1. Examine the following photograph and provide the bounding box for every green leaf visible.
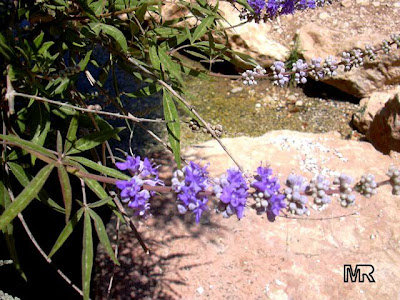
[69,156,130,180]
[30,104,51,165]
[82,210,93,300]
[183,49,209,60]
[66,127,124,155]
[64,115,78,154]
[54,78,70,94]
[7,162,65,213]
[78,50,93,71]
[33,31,44,49]
[163,89,181,168]
[87,197,112,208]
[0,181,27,281]
[123,84,161,98]
[88,208,119,265]
[0,134,57,161]
[158,48,184,85]
[0,164,54,231]
[38,41,54,55]
[48,208,84,258]
[191,16,215,43]
[88,23,128,53]
[57,166,72,222]
[149,43,160,71]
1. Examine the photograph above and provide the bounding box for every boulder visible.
[352,86,400,133]
[367,92,400,154]
[95,130,400,299]
[297,23,400,97]
[150,1,290,67]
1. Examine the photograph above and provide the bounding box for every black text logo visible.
[344,264,375,283]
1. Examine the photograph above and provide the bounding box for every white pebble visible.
[196,286,204,295]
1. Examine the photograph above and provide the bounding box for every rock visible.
[151,1,290,68]
[367,92,400,154]
[297,23,400,97]
[230,87,243,94]
[318,12,330,20]
[341,0,352,7]
[356,0,370,5]
[352,87,400,133]
[295,100,304,107]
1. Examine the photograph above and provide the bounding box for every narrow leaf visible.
[0,181,27,280]
[88,23,128,53]
[191,16,214,42]
[7,162,64,213]
[56,131,63,155]
[162,89,181,168]
[48,208,84,257]
[158,48,184,85]
[87,197,112,208]
[0,164,54,231]
[57,166,72,222]
[0,134,57,161]
[69,156,130,180]
[66,127,124,155]
[64,115,78,154]
[82,210,93,300]
[88,209,119,265]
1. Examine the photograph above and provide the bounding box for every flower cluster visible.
[387,166,400,195]
[271,61,290,87]
[252,166,286,220]
[241,34,399,86]
[115,155,163,218]
[242,65,266,85]
[240,0,329,22]
[115,156,400,223]
[333,174,355,207]
[284,174,309,215]
[214,168,249,219]
[306,175,331,206]
[171,162,210,223]
[355,174,377,198]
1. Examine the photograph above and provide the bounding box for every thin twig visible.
[106,217,120,299]
[10,91,166,124]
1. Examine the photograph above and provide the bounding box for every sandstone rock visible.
[352,86,400,133]
[297,23,400,97]
[367,92,400,154]
[151,1,290,67]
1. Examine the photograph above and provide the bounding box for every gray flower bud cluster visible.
[284,174,310,216]
[341,49,363,71]
[333,174,355,207]
[188,119,201,132]
[242,65,266,85]
[387,166,400,195]
[307,175,331,205]
[355,174,377,198]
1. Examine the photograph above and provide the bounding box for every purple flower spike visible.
[214,168,249,220]
[252,166,286,220]
[248,0,266,16]
[115,155,163,218]
[172,162,210,223]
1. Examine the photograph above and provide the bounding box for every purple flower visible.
[172,162,210,223]
[248,0,266,15]
[115,155,163,218]
[214,168,249,220]
[252,166,286,220]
